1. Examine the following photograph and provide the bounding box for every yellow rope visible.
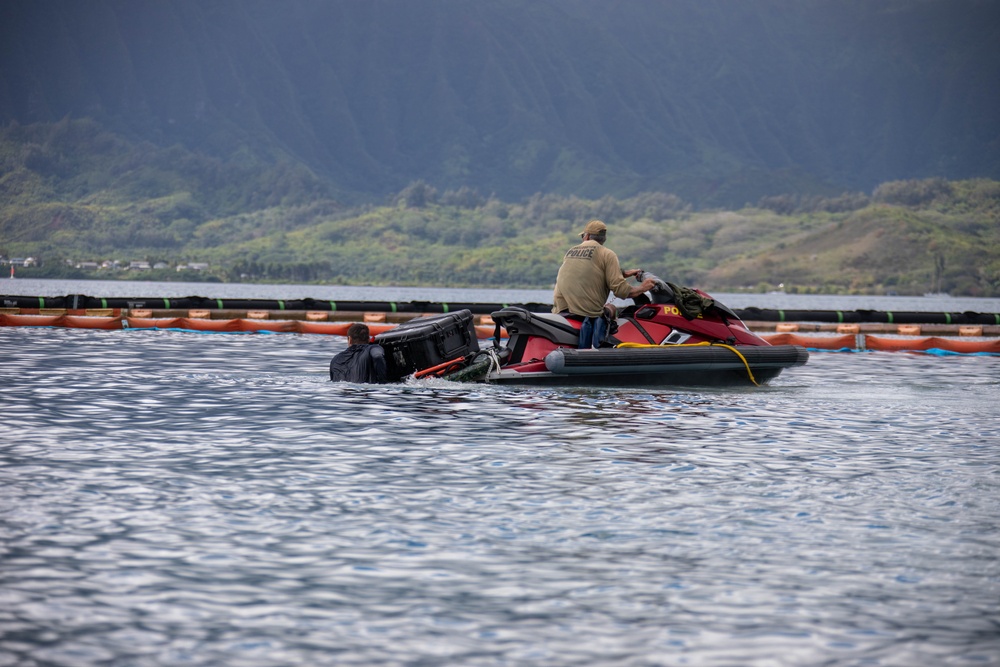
[615,341,760,386]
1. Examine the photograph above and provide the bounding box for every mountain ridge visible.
[2,0,998,206]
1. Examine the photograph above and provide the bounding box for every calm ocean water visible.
[2,280,1000,666]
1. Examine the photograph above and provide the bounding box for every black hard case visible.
[374,310,479,381]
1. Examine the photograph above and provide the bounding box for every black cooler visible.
[374,310,480,381]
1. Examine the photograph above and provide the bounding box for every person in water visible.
[553,219,657,348]
[329,323,388,383]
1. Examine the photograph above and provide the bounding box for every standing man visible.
[553,220,657,348]
[329,323,388,383]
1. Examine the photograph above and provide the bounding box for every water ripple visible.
[2,328,999,665]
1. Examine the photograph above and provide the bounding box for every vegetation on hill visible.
[3,120,998,297]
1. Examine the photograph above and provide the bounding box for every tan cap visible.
[580,220,607,238]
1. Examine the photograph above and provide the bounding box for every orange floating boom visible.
[2,314,999,354]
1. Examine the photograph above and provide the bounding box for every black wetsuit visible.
[329,344,388,383]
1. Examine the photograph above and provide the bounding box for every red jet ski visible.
[444,272,809,387]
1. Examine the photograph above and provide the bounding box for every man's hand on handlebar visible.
[626,277,658,299]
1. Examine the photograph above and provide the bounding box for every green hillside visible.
[3,1,998,296]
[3,120,998,296]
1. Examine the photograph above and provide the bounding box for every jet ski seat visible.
[491,307,581,347]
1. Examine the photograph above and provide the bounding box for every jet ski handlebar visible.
[635,270,672,297]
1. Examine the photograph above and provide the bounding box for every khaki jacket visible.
[552,240,631,317]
